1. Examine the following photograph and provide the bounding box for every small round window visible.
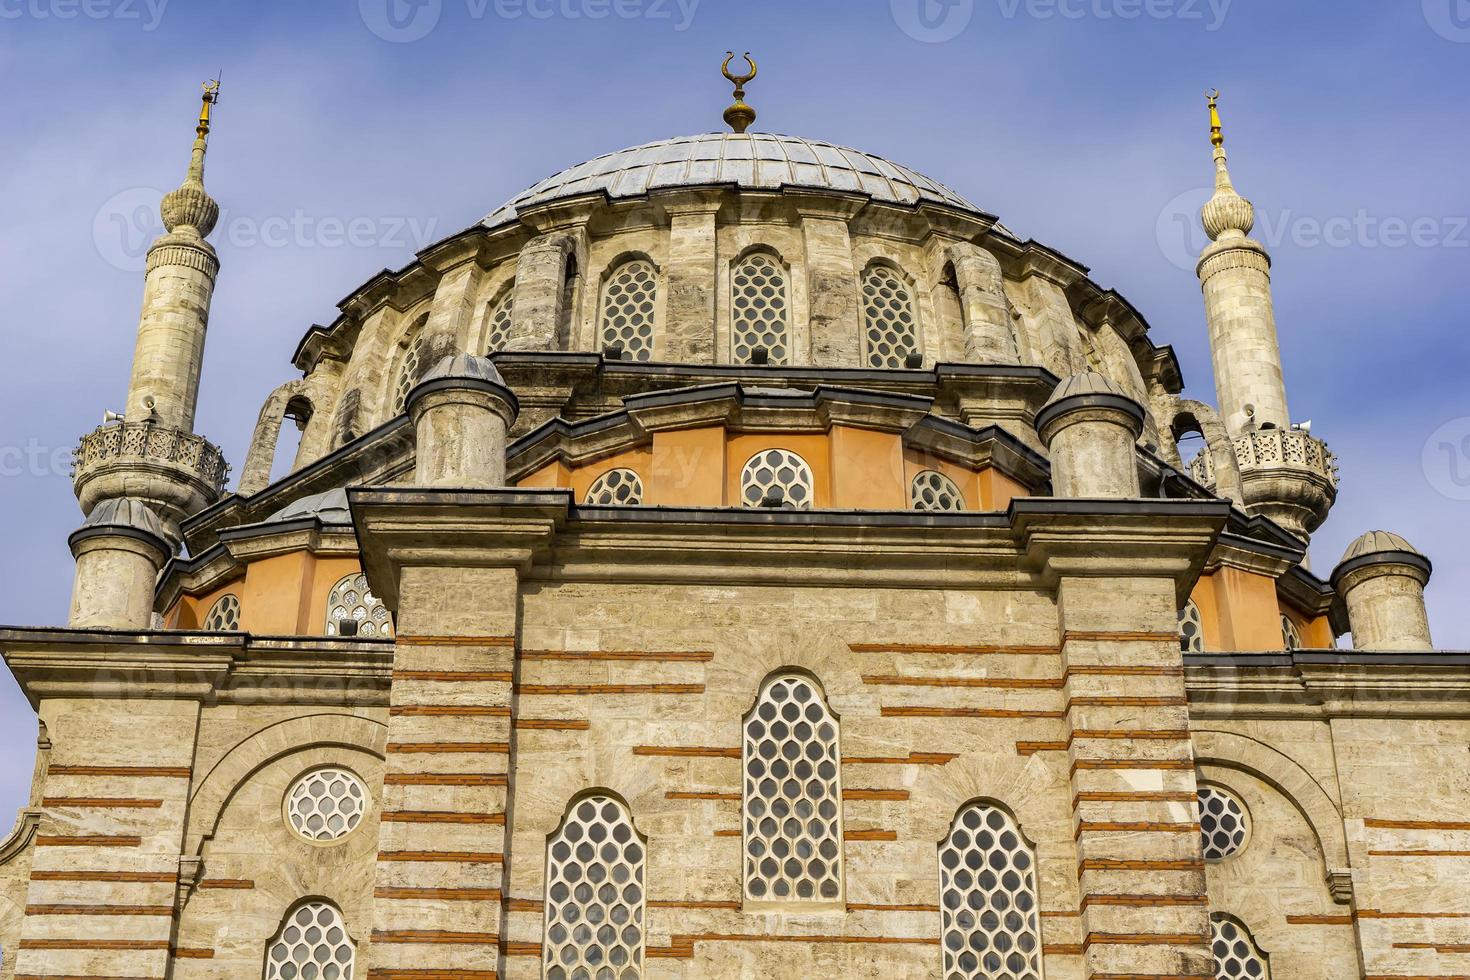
[285,767,369,843]
[1198,785,1249,861]
[740,450,814,511]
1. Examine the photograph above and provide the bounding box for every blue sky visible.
[0,0,1466,815]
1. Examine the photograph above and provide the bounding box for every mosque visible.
[0,58,1464,980]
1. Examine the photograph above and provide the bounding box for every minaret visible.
[70,82,231,625]
[1188,93,1337,541]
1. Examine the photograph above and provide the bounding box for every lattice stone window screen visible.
[1211,914,1270,979]
[740,450,815,510]
[543,794,646,980]
[939,802,1045,980]
[911,470,966,512]
[391,332,429,416]
[731,252,790,364]
[285,767,369,843]
[485,290,515,352]
[742,673,843,906]
[1280,615,1302,652]
[265,901,355,980]
[1198,785,1249,861]
[585,469,644,506]
[1179,601,1205,653]
[600,260,658,362]
[325,573,392,638]
[861,264,919,368]
[204,594,240,631]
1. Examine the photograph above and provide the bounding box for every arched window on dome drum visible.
[740,450,814,510]
[742,672,843,907]
[543,793,646,980]
[1210,913,1270,979]
[264,900,356,980]
[911,470,965,512]
[325,573,392,638]
[599,259,658,362]
[939,802,1045,980]
[484,287,515,353]
[585,469,644,506]
[390,323,430,416]
[731,252,790,365]
[203,594,240,632]
[861,263,919,369]
[1179,601,1204,653]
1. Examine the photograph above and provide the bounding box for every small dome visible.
[81,497,169,540]
[1340,530,1425,564]
[417,352,508,388]
[1043,372,1132,408]
[266,488,351,525]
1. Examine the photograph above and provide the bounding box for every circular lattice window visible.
[740,450,814,510]
[1179,601,1204,653]
[600,260,658,362]
[285,767,369,843]
[1211,913,1271,979]
[732,253,790,365]
[910,470,965,512]
[485,290,514,353]
[1281,615,1302,652]
[265,901,356,980]
[325,573,392,638]
[203,594,240,632]
[585,468,644,506]
[861,264,919,368]
[1198,785,1249,860]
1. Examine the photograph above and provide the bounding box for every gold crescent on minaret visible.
[722,52,758,135]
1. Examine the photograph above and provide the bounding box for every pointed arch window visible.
[485,287,515,353]
[325,573,392,638]
[742,672,843,907]
[861,263,919,368]
[264,900,356,980]
[600,259,658,362]
[543,793,646,980]
[731,251,790,365]
[203,594,240,632]
[940,802,1045,980]
[1211,913,1270,979]
[390,319,431,416]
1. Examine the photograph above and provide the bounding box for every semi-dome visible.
[483,133,1009,232]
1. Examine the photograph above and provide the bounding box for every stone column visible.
[406,353,519,488]
[509,233,574,352]
[659,191,722,363]
[66,499,171,630]
[1036,373,1144,499]
[796,197,863,367]
[1331,531,1434,651]
[948,243,1019,364]
[425,256,486,353]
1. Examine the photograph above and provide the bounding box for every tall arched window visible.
[731,251,790,365]
[325,573,392,638]
[544,793,646,980]
[742,672,843,907]
[740,449,815,510]
[861,263,919,368]
[599,259,658,362]
[390,319,430,416]
[485,287,515,353]
[203,594,240,631]
[940,802,1045,980]
[1179,601,1204,653]
[264,900,355,980]
[1211,913,1270,979]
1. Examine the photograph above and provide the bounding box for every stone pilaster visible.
[1015,273,1086,381]
[508,234,575,353]
[948,243,1020,365]
[795,197,864,367]
[658,194,722,364]
[425,257,487,354]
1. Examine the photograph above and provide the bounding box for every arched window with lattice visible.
[585,469,644,506]
[1179,600,1205,653]
[939,801,1045,980]
[911,470,965,512]
[599,258,658,362]
[731,251,790,365]
[1210,913,1270,979]
[1280,614,1302,652]
[740,449,815,510]
[860,262,919,368]
[484,287,515,353]
[264,900,356,980]
[325,573,392,638]
[742,671,843,908]
[390,316,431,416]
[543,793,646,980]
[203,594,240,631]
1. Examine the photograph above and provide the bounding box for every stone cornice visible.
[156,542,241,614]
[1185,651,1470,719]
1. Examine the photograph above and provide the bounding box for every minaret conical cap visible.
[160,79,221,237]
[1200,91,1255,241]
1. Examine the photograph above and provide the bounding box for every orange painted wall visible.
[902,450,982,511]
[833,427,907,510]
[518,459,572,490]
[726,434,833,509]
[569,448,655,504]
[1192,567,1288,652]
[650,426,725,506]
[165,554,366,637]
[979,469,1029,511]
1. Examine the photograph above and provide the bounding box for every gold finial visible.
[1207,89,1224,148]
[722,51,757,135]
[198,77,221,139]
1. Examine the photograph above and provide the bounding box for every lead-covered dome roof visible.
[483,133,1008,232]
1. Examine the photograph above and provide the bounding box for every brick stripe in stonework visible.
[632,745,739,758]
[45,766,190,778]
[880,706,1066,720]
[41,798,164,809]
[848,642,1060,656]
[862,674,1064,690]
[371,930,499,945]
[519,650,714,662]
[377,851,503,864]
[516,683,703,696]
[845,752,958,765]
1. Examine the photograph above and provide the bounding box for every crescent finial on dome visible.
[722,52,758,134]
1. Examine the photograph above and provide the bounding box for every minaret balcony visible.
[1189,427,1338,541]
[73,420,230,529]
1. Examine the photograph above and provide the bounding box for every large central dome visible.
[483,133,998,229]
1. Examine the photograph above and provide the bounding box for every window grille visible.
[1179,601,1205,653]
[1198,786,1249,861]
[911,470,966,512]
[1280,615,1302,652]
[486,290,515,352]
[600,260,658,362]
[861,264,919,368]
[544,794,646,980]
[285,768,369,843]
[265,901,355,980]
[586,469,644,506]
[391,332,429,416]
[204,594,240,631]
[1211,913,1270,979]
[939,802,1045,980]
[732,252,790,364]
[740,450,814,510]
[325,573,392,638]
